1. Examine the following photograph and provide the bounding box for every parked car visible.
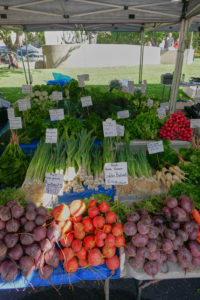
[25,53,43,62]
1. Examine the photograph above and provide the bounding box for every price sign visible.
[22,85,32,94]
[81,96,93,107]
[49,109,64,121]
[147,141,164,155]
[190,119,200,128]
[52,91,63,101]
[160,102,169,110]
[128,81,134,94]
[117,110,129,119]
[141,85,146,94]
[121,79,129,87]
[157,108,166,119]
[116,124,125,137]
[18,99,31,111]
[147,99,154,108]
[45,129,58,144]
[44,173,64,195]
[103,119,117,137]
[7,108,15,119]
[9,117,22,130]
[78,79,85,88]
[104,162,128,185]
[77,74,89,87]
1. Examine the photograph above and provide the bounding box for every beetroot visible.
[11,205,24,219]
[20,217,27,225]
[123,222,137,236]
[153,216,164,226]
[146,251,160,261]
[164,229,176,241]
[40,238,53,252]
[47,224,61,242]
[192,256,200,266]
[177,229,188,242]
[179,195,194,214]
[0,240,7,257]
[183,221,194,233]
[189,229,198,240]
[169,222,180,230]
[6,201,18,208]
[6,219,20,233]
[0,260,18,282]
[35,253,45,270]
[172,236,183,250]
[25,244,41,260]
[136,247,149,259]
[44,248,59,268]
[188,241,200,257]
[33,226,47,242]
[126,242,136,257]
[172,207,187,222]
[141,215,152,225]
[177,247,192,268]
[139,208,148,215]
[162,207,171,220]
[137,221,150,235]
[157,252,167,265]
[20,233,34,245]
[162,239,173,254]
[0,230,6,240]
[144,261,159,276]
[0,220,5,230]
[147,240,157,253]
[168,252,177,263]
[0,207,11,221]
[36,206,47,216]
[129,256,144,269]
[4,233,18,248]
[24,221,35,232]
[8,244,23,260]
[39,265,53,279]
[19,256,35,277]
[26,203,36,211]
[125,212,140,222]
[26,210,37,221]
[131,234,148,248]
[148,226,159,239]
[35,215,46,226]
[166,197,178,209]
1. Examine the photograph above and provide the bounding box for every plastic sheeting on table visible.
[19,139,40,155]
[58,185,115,204]
[0,262,120,290]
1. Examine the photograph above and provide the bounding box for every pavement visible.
[0,278,200,300]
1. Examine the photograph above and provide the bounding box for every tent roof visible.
[0,0,199,32]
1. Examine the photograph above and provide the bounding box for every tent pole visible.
[25,32,32,85]
[169,18,190,113]
[139,28,145,85]
[18,36,28,85]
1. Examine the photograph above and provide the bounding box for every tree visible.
[0,30,22,51]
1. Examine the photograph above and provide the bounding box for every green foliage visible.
[63,79,83,100]
[109,80,122,91]
[0,188,26,206]
[57,115,83,138]
[83,113,103,140]
[130,195,165,213]
[33,84,62,94]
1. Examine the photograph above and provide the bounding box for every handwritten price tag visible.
[44,173,64,195]
[147,99,154,107]
[104,162,128,185]
[49,109,64,121]
[190,119,200,128]
[117,110,129,119]
[157,108,166,119]
[45,129,58,144]
[22,85,32,94]
[121,79,129,87]
[77,74,89,87]
[9,117,22,130]
[18,99,31,111]
[128,81,134,94]
[116,124,125,137]
[147,141,164,155]
[52,92,63,101]
[81,96,93,107]
[7,108,15,119]
[103,119,117,137]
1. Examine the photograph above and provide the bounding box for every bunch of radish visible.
[53,200,124,274]
[159,111,193,141]
[0,201,61,283]
[124,194,200,277]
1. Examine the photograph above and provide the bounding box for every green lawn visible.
[0,59,199,103]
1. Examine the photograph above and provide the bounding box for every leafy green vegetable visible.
[0,188,26,206]
[130,195,165,213]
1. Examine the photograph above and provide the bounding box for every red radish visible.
[72,239,82,252]
[71,215,82,223]
[102,245,116,258]
[105,234,115,247]
[98,202,110,213]
[64,257,78,273]
[62,248,74,262]
[115,235,125,248]
[96,230,107,240]
[93,216,105,229]
[88,248,102,266]
[74,222,84,232]
[74,230,85,240]
[76,247,87,260]
[100,257,105,265]
[60,233,73,247]
[52,203,70,221]
[88,199,97,208]
[83,235,96,249]
[88,207,99,219]
[69,200,86,217]
[96,239,105,247]
[106,255,120,271]
[79,258,88,267]
[82,217,94,233]
[112,223,123,237]
[62,220,72,234]
[106,212,117,224]
[103,224,112,234]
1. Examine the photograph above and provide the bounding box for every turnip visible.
[8,244,23,260]
[148,226,159,239]
[33,226,47,242]
[177,247,192,268]
[19,256,35,277]
[179,195,194,214]
[35,215,46,226]
[24,221,35,232]
[189,229,198,240]
[192,256,200,266]
[25,244,41,260]
[36,206,47,216]
[166,197,178,209]
[131,234,148,248]
[168,252,177,263]
[0,207,11,221]
[126,242,136,257]
[162,207,171,220]
[0,230,6,240]
[47,224,61,242]
[40,238,53,253]
[164,229,176,241]
[144,261,159,276]
[147,240,157,253]
[44,248,59,268]
[172,207,187,222]
[173,235,183,250]
[0,240,7,257]
[125,212,140,222]
[169,222,180,230]
[39,265,53,279]
[4,233,18,248]
[129,256,144,269]
[0,220,5,230]
[11,204,24,219]
[26,210,37,221]
[162,239,173,254]
[20,233,34,245]
[177,229,188,242]
[6,219,20,233]
[137,221,150,235]
[188,241,200,257]
[0,260,18,282]
[123,222,137,236]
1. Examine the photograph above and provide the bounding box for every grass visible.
[0,59,199,103]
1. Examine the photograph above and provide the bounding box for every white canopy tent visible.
[0,0,199,111]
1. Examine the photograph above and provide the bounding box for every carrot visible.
[196,237,200,243]
[192,209,200,225]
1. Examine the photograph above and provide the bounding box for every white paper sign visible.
[78,79,85,88]
[160,102,169,110]
[104,162,128,185]
[45,128,58,144]
[157,108,166,119]
[147,141,164,155]
[49,109,64,121]
[190,119,200,128]
[77,74,89,81]
[121,79,129,87]
[103,119,117,137]
[22,85,32,94]
[147,99,154,107]
[81,96,93,107]
[7,108,15,119]
[116,125,125,137]
[18,99,31,111]
[141,85,146,94]
[44,173,64,195]
[9,117,22,130]
[52,91,63,101]
[117,110,129,119]
[128,81,134,94]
